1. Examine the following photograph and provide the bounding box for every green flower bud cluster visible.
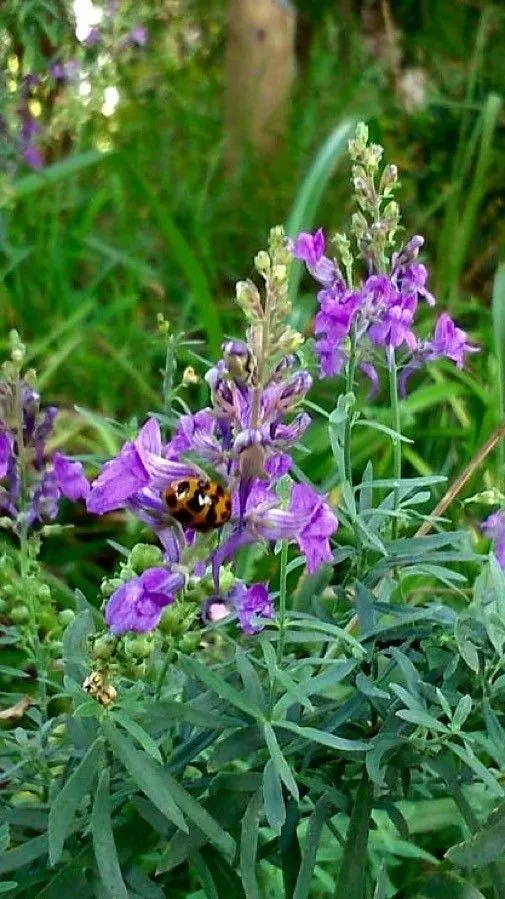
[347,122,401,273]
[0,552,66,650]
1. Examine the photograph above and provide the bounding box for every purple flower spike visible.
[289,483,338,573]
[482,512,505,570]
[105,567,184,635]
[53,454,90,502]
[424,313,478,368]
[229,582,274,634]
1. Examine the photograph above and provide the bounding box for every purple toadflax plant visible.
[291,122,478,538]
[87,228,338,637]
[0,331,88,539]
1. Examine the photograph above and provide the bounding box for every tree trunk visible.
[226,0,296,166]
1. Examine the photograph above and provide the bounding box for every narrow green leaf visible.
[163,776,236,861]
[0,834,48,874]
[11,150,108,198]
[236,647,266,713]
[262,759,286,833]
[264,724,299,800]
[286,119,356,308]
[396,709,450,732]
[446,801,505,868]
[280,800,302,899]
[293,798,331,899]
[180,655,263,720]
[279,721,369,753]
[49,738,103,865]
[112,710,163,763]
[240,791,262,899]
[493,264,505,476]
[91,769,129,899]
[103,720,188,833]
[126,166,222,356]
[334,772,372,899]
[372,863,388,899]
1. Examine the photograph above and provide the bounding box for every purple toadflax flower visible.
[229,582,274,634]
[105,567,185,635]
[423,313,478,368]
[482,512,505,570]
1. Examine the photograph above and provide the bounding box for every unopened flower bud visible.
[179,632,201,653]
[222,340,257,385]
[58,609,75,627]
[129,543,163,574]
[269,224,286,249]
[218,567,235,594]
[235,280,263,320]
[348,122,369,160]
[10,604,30,623]
[156,313,170,336]
[383,200,400,224]
[182,366,199,386]
[351,212,368,241]
[366,143,384,169]
[91,634,117,661]
[276,327,304,354]
[278,371,312,410]
[37,584,51,602]
[269,354,300,382]
[124,634,153,659]
[101,577,122,598]
[254,251,271,276]
[380,164,398,193]
[271,264,287,285]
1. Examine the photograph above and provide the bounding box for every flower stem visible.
[344,324,357,485]
[388,349,402,539]
[155,651,172,699]
[276,541,288,665]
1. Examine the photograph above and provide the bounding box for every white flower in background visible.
[102,86,120,117]
[73,0,103,43]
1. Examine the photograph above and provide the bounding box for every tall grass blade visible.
[11,150,108,199]
[492,264,505,482]
[286,119,356,307]
[124,164,222,357]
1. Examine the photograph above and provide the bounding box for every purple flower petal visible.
[87,441,150,514]
[229,582,274,634]
[289,483,338,574]
[105,567,184,635]
[53,453,90,501]
[0,432,12,480]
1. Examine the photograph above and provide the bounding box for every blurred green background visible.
[1,0,504,583]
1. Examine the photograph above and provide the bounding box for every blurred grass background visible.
[1,0,505,588]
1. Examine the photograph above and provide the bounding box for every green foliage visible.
[1,1,505,897]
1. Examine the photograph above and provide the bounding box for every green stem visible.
[344,325,357,485]
[276,541,288,665]
[155,652,172,700]
[388,349,402,539]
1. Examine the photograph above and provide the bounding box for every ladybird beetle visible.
[165,477,232,532]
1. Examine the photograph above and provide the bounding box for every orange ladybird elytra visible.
[164,477,232,532]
